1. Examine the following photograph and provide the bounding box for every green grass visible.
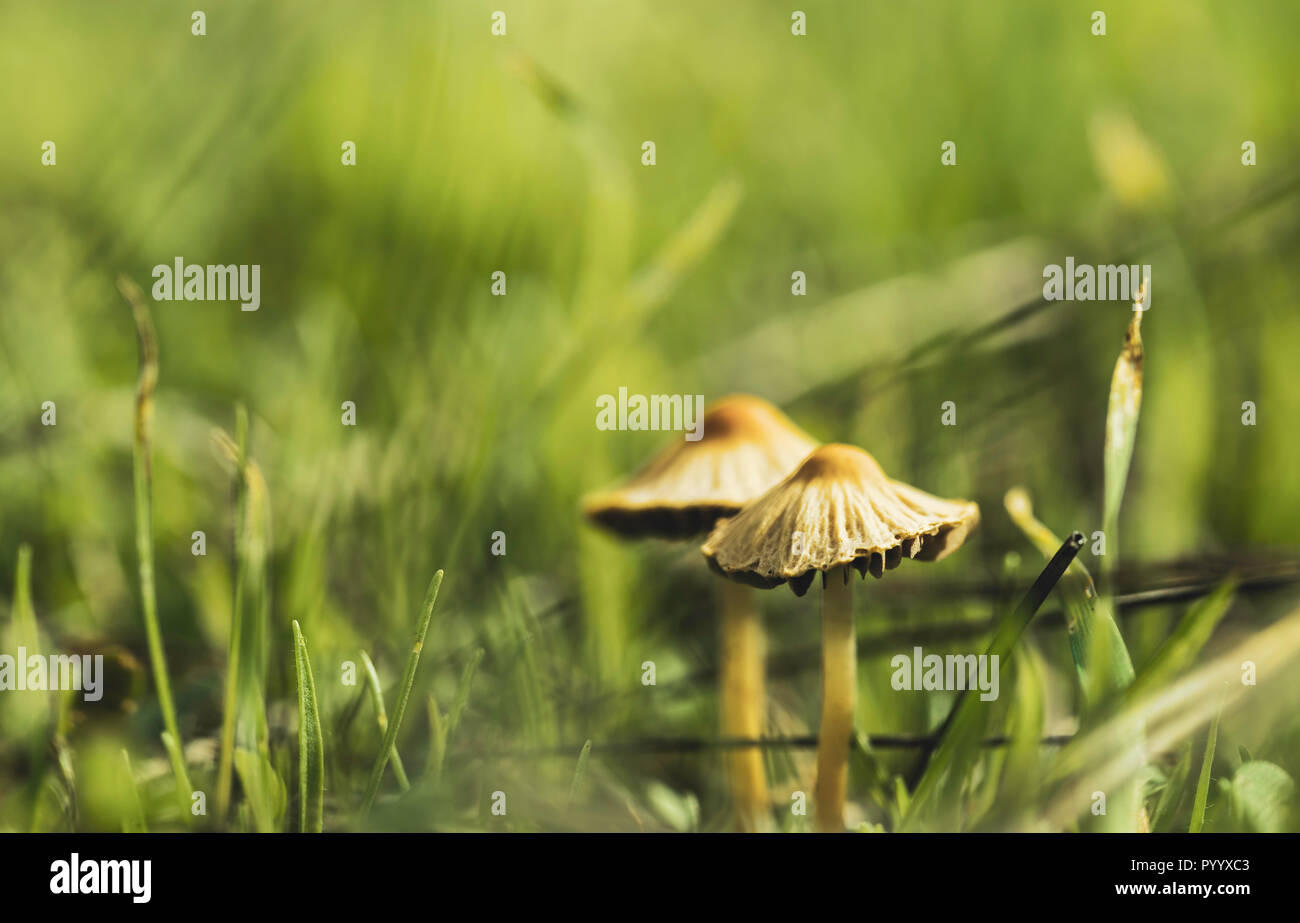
[3,0,1300,834]
[293,620,325,833]
[361,571,443,817]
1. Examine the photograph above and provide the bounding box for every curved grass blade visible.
[118,275,194,805]
[360,651,409,791]
[292,620,324,832]
[1005,487,1134,706]
[361,570,444,816]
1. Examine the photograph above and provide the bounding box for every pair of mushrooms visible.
[583,395,979,832]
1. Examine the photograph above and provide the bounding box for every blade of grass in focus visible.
[361,571,444,816]
[118,275,194,811]
[292,619,324,833]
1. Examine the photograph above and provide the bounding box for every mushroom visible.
[583,394,818,831]
[701,443,979,831]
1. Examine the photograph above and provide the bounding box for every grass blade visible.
[1189,707,1221,833]
[360,651,409,791]
[1002,607,1300,830]
[1150,742,1193,832]
[11,543,37,648]
[902,532,1084,829]
[447,647,484,739]
[1005,487,1134,706]
[118,275,194,806]
[119,750,148,833]
[292,619,324,832]
[568,739,593,807]
[160,731,194,828]
[214,412,248,825]
[361,570,445,816]
[214,417,273,825]
[1127,580,1236,703]
[234,747,288,833]
[427,695,447,781]
[1102,288,1146,571]
[7,544,47,740]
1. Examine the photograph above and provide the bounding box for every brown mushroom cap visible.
[701,443,980,596]
[582,394,819,539]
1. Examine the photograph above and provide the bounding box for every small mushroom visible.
[702,443,979,831]
[583,394,820,539]
[583,394,818,831]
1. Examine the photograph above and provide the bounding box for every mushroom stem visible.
[815,565,855,832]
[719,578,769,832]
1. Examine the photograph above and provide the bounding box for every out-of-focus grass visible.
[2,0,1300,832]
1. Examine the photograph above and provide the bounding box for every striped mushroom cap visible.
[582,394,819,539]
[701,443,979,596]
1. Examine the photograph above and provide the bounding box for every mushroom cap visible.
[582,394,819,539]
[701,443,980,596]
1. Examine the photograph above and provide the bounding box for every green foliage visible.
[1229,761,1295,833]
[1190,711,1221,833]
[2,0,1300,834]
[361,572,444,816]
[293,620,325,833]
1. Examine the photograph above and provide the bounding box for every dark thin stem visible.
[447,732,1075,763]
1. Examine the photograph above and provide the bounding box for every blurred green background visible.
[2,0,1299,832]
